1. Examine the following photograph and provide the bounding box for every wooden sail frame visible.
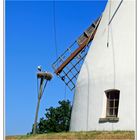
[52,17,101,91]
[53,17,101,75]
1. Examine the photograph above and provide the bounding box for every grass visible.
[6,131,135,140]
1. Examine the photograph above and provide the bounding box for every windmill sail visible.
[52,17,101,91]
[70,0,136,131]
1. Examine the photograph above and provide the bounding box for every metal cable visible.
[107,1,111,47]
[53,1,58,63]
[108,0,123,25]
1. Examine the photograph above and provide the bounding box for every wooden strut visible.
[55,19,101,75]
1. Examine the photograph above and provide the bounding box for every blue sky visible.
[5,0,107,136]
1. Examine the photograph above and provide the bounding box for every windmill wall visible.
[70,0,136,131]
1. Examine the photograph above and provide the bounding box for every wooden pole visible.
[33,71,52,134]
[33,78,44,134]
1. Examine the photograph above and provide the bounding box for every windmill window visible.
[105,89,120,118]
[99,89,120,123]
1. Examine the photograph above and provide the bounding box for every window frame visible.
[105,89,120,118]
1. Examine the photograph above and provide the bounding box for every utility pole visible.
[33,66,52,134]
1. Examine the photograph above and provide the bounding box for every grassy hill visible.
[6,131,135,140]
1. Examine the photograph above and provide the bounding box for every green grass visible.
[6,131,135,140]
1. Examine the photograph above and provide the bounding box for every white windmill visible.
[70,0,136,131]
[52,0,135,132]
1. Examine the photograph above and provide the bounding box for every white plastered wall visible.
[70,0,136,131]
